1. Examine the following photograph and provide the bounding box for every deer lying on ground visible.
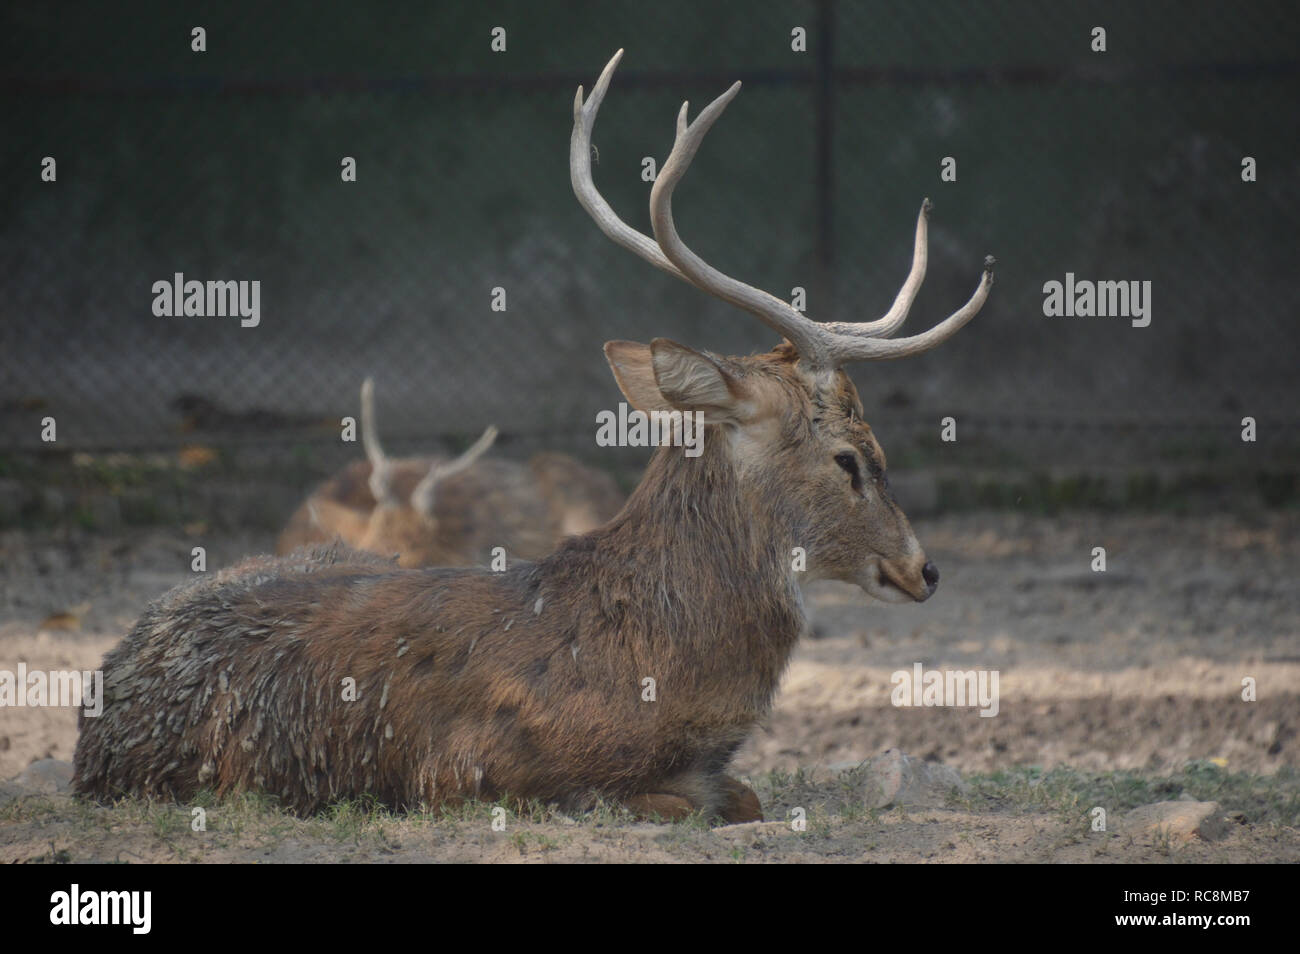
[73,51,993,823]
[275,380,449,556]
[276,379,623,566]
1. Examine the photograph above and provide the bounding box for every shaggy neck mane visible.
[537,423,805,705]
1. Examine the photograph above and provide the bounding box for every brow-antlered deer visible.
[73,51,992,823]
[274,380,483,557]
[276,379,623,566]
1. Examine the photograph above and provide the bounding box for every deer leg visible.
[622,793,695,822]
[623,775,762,825]
[716,775,763,824]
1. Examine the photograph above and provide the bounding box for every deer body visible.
[276,382,623,567]
[74,51,992,822]
[76,419,802,816]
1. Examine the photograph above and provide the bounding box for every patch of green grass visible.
[585,795,636,827]
[509,830,564,854]
[205,789,288,839]
[146,803,188,840]
[671,808,714,832]
[752,765,878,828]
[807,806,835,839]
[312,794,401,843]
[0,794,62,822]
[959,762,1300,829]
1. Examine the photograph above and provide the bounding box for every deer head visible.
[358,377,499,566]
[573,50,994,603]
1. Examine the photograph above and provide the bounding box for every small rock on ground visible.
[861,748,966,810]
[13,758,74,794]
[1122,801,1229,843]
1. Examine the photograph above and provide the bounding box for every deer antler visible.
[572,49,690,285]
[574,50,995,371]
[411,425,499,519]
[360,377,398,505]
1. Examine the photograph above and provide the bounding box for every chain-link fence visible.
[3,0,1298,482]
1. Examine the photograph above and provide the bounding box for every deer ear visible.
[604,339,751,424]
[648,338,749,425]
[603,340,674,414]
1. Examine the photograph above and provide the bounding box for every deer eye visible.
[834,452,863,493]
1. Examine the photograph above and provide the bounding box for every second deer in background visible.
[276,379,625,567]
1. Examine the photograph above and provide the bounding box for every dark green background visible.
[2,1,1297,476]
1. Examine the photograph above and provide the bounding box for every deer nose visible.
[922,561,940,588]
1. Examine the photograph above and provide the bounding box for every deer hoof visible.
[717,776,764,824]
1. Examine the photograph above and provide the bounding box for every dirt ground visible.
[1,511,1297,863]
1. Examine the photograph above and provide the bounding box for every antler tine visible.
[360,378,384,466]
[650,86,995,366]
[360,377,395,505]
[829,255,996,360]
[571,50,689,283]
[649,87,835,367]
[823,199,931,339]
[411,425,499,518]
